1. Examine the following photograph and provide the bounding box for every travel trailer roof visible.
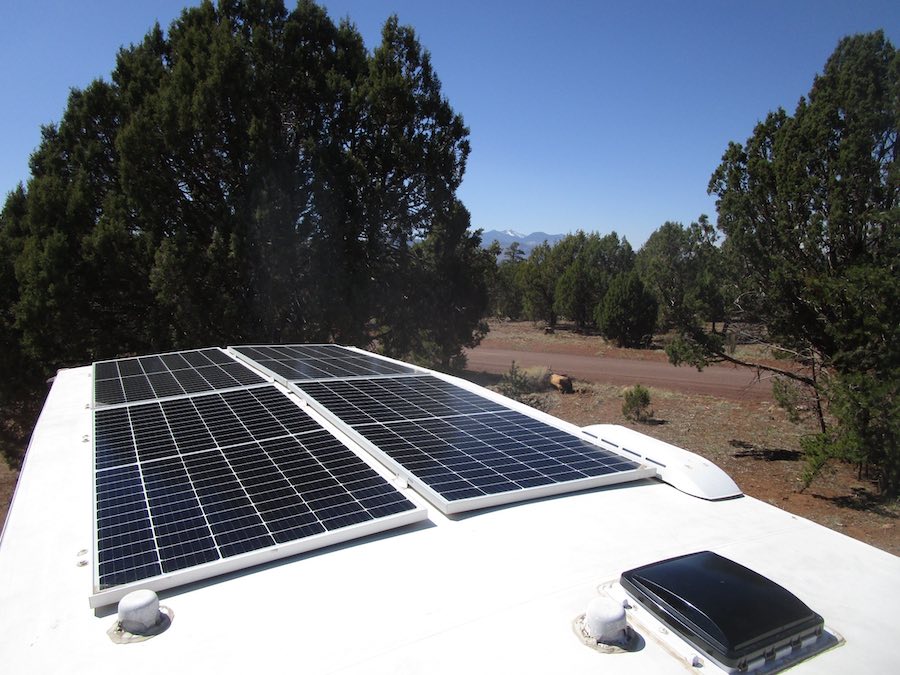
[1,349,897,674]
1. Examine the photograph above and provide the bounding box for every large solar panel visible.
[91,384,425,608]
[295,375,653,514]
[231,344,416,382]
[93,348,268,406]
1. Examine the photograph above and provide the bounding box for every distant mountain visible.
[479,229,567,257]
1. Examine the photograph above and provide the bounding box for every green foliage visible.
[0,0,486,416]
[801,371,900,496]
[622,384,653,422]
[674,31,899,493]
[495,361,551,410]
[0,187,43,407]
[596,272,657,348]
[772,377,807,425]
[635,216,726,330]
[398,201,493,368]
[664,333,719,370]
[553,259,595,329]
[489,242,525,319]
[518,242,560,327]
[553,231,634,330]
[512,231,634,330]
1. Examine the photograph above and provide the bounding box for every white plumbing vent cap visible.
[584,596,628,644]
[118,589,163,635]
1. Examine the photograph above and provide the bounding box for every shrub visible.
[497,361,550,397]
[622,384,653,422]
[496,361,551,410]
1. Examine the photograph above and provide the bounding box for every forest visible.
[0,3,897,493]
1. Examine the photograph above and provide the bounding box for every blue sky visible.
[2,1,897,247]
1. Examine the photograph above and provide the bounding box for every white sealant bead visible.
[584,596,628,643]
[118,589,161,634]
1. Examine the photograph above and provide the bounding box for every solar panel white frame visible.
[90,379,427,609]
[290,370,655,515]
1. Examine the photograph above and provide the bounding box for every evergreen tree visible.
[518,242,560,327]
[0,0,484,400]
[635,217,726,330]
[596,272,657,347]
[670,31,899,494]
[403,201,493,368]
[553,231,633,330]
[491,242,525,319]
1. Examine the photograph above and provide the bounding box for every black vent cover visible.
[621,551,823,669]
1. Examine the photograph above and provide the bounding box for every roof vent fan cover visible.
[620,551,824,669]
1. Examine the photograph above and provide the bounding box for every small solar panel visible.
[93,348,268,406]
[231,344,416,382]
[295,375,651,514]
[92,385,424,607]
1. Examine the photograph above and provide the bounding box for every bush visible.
[496,361,550,397]
[622,384,653,422]
[496,361,551,410]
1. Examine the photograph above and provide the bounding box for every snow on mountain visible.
[480,229,567,256]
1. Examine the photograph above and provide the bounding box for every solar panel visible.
[92,384,425,608]
[231,344,416,382]
[295,376,507,426]
[93,348,268,406]
[295,375,653,514]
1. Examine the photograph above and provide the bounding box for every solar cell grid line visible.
[91,382,426,608]
[221,387,323,439]
[293,374,654,514]
[94,408,138,470]
[128,390,228,575]
[93,348,269,407]
[95,465,161,586]
[221,440,330,541]
[229,344,417,383]
[141,455,221,574]
[298,376,509,427]
[183,449,276,558]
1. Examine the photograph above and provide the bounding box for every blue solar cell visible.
[93,349,268,406]
[295,376,642,512]
[94,408,137,470]
[300,376,507,427]
[130,404,178,462]
[93,384,420,595]
[232,344,416,382]
[95,465,161,586]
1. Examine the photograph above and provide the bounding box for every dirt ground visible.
[1,394,43,533]
[467,321,899,555]
[2,322,897,557]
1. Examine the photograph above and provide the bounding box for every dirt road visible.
[465,347,773,401]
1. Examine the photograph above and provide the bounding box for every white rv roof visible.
[1,365,898,673]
